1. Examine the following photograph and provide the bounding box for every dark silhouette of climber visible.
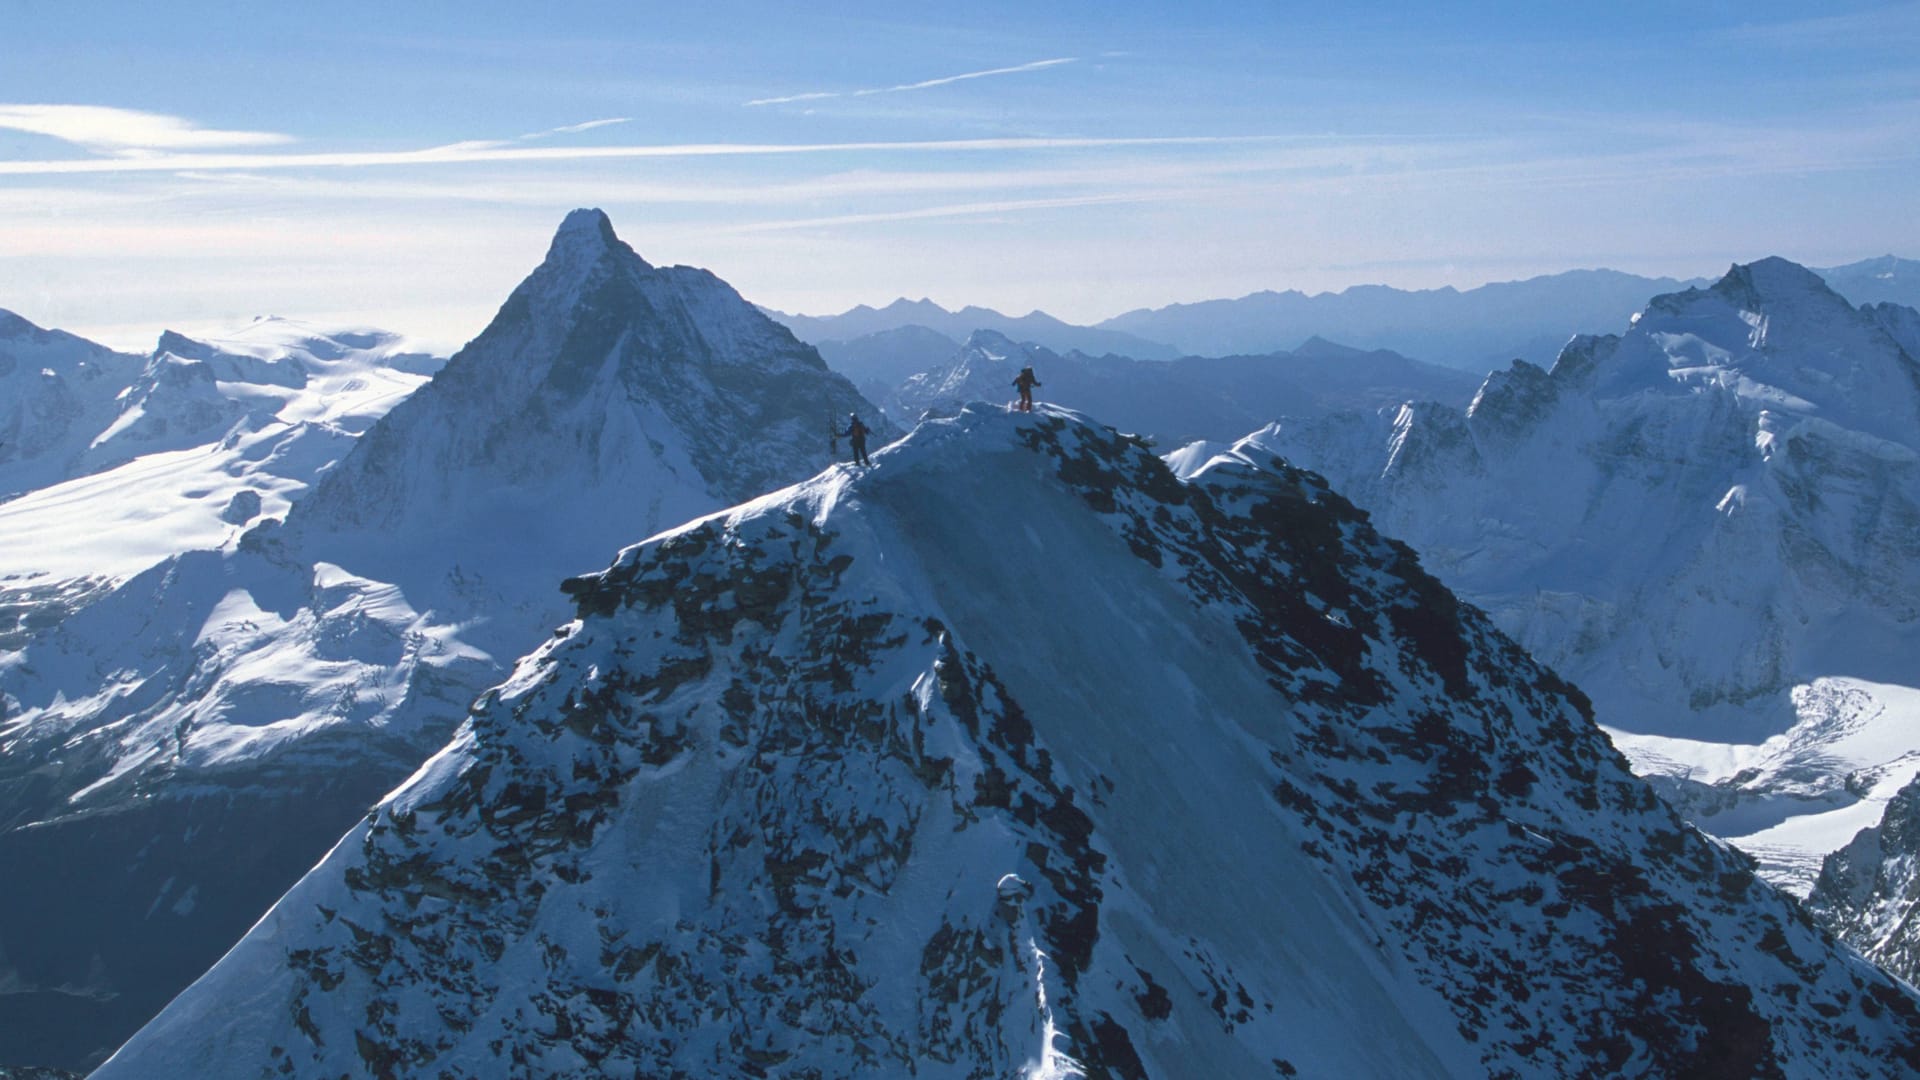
[841,413,872,466]
[1012,366,1041,413]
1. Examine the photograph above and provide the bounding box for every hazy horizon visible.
[6,1,1918,351]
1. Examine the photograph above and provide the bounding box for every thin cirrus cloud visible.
[539,118,630,137]
[0,104,293,154]
[419,117,632,154]
[0,133,1295,176]
[745,58,1078,107]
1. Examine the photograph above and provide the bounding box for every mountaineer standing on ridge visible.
[841,412,872,467]
[1012,366,1041,413]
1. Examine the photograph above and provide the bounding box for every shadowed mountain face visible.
[0,210,882,1072]
[101,406,1920,1079]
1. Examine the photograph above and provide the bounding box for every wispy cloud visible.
[745,91,840,107]
[0,133,1292,176]
[416,117,633,154]
[746,58,1076,107]
[527,117,629,139]
[0,104,292,154]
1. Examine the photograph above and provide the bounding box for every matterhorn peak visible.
[542,206,635,269]
[295,207,879,564]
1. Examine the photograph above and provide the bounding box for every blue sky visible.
[4,1,1918,349]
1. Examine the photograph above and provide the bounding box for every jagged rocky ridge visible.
[101,406,1920,1078]
[1809,773,1920,982]
[1234,258,1920,896]
[0,210,880,1070]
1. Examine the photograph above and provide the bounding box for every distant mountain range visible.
[763,297,1181,361]
[877,330,1481,445]
[770,256,1920,373]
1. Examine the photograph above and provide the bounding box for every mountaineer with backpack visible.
[841,412,873,467]
[1012,366,1041,413]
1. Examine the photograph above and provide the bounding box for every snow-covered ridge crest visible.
[101,404,1920,1078]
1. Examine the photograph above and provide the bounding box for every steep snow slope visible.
[887,330,1478,443]
[1232,259,1920,898]
[101,407,1920,1079]
[0,210,880,1071]
[0,320,439,598]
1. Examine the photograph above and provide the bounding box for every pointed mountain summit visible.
[299,207,878,585]
[101,407,1920,1078]
[1583,258,1920,445]
[890,328,1044,417]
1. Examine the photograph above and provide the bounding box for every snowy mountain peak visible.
[1638,256,1857,341]
[511,207,647,311]
[546,205,628,264]
[959,327,1027,357]
[1707,256,1850,316]
[99,404,1920,1078]
[294,209,879,575]
[153,329,201,357]
[1569,256,1920,446]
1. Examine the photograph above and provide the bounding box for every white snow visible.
[1236,258,1920,890]
[0,319,437,585]
[97,403,1920,1078]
